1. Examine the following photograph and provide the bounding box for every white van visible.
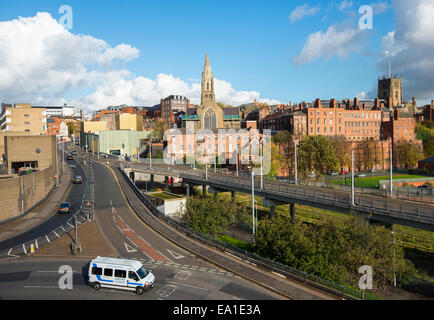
[88,256,155,295]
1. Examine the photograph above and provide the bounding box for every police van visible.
[88,256,155,295]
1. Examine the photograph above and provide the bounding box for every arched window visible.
[204,108,217,129]
[207,82,210,91]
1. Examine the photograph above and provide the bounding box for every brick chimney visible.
[330,99,336,108]
[375,98,379,109]
[315,98,322,108]
[412,97,416,106]
[394,108,400,120]
[388,97,393,108]
[354,97,359,109]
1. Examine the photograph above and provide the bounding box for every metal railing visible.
[118,166,379,300]
[126,163,434,229]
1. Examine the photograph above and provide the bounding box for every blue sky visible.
[1,0,432,110]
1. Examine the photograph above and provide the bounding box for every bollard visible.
[30,244,35,254]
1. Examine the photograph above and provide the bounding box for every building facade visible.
[1,103,47,134]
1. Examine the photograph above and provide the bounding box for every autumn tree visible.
[298,135,339,179]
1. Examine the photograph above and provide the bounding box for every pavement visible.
[0,160,73,242]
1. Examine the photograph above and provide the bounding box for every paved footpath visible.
[0,158,73,242]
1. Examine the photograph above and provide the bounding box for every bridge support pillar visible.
[165,176,169,188]
[263,198,292,219]
[290,203,295,222]
[150,174,154,184]
[208,187,219,198]
[202,185,207,198]
[231,191,236,202]
[186,183,190,197]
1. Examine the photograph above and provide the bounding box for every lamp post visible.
[294,139,298,185]
[390,145,393,198]
[260,139,263,189]
[392,229,396,287]
[55,136,59,186]
[251,170,255,238]
[352,150,355,206]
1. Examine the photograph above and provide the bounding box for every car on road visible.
[417,184,431,189]
[340,170,349,175]
[72,175,82,184]
[358,173,367,177]
[88,256,155,295]
[58,202,72,214]
[67,155,73,160]
[71,150,77,155]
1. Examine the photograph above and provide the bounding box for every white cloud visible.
[289,4,320,23]
[371,1,389,14]
[378,0,434,101]
[0,12,277,112]
[293,23,366,65]
[339,0,353,11]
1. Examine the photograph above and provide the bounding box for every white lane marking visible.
[23,286,59,289]
[22,244,27,254]
[53,231,60,238]
[165,281,209,291]
[167,249,185,260]
[124,242,138,253]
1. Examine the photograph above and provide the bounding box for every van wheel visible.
[92,282,101,290]
[135,286,144,295]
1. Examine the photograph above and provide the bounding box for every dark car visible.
[418,184,431,189]
[67,155,73,160]
[72,175,82,184]
[71,150,77,155]
[58,202,72,214]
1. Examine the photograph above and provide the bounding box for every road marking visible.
[53,231,60,238]
[45,235,51,243]
[165,281,209,291]
[167,249,185,260]
[124,242,138,253]
[35,239,38,249]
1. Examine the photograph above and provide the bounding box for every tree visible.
[394,140,424,169]
[415,124,434,157]
[183,197,239,239]
[330,135,352,171]
[152,119,169,141]
[298,135,339,179]
[360,139,381,171]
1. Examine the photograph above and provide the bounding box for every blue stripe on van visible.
[93,263,113,283]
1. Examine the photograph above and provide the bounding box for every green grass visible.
[217,234,252,251]
[330,174,428,189]
[150,192,180,200]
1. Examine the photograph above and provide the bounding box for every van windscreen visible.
[136,266,149,279]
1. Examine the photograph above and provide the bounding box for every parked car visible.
[340,170,349,175]
[58,202,72,214]
[358,173,367,177]
[417,185,431,189]
[72,175,82,184]
[67,155,73,160]
[71,150,77,155]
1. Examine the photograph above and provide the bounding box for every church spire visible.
[201,52,215,104]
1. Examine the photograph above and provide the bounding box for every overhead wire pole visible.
[294,139,298,185]
[252,170,255,239]
[390,146,393,198]
[351,150,355,206]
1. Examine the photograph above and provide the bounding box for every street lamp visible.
[294,139,298,185]
[392,229,396,287]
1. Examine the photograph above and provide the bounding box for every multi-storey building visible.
[1,103,47,134]
[161,95,191,127]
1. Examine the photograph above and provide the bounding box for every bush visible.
[254,214,419,288]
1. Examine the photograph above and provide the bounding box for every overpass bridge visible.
[119,162,434,232]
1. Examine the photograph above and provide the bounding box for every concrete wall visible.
[0,164,56,223]
[4,135,56,175]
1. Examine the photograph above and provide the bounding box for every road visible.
[0,157,87,253]
[89,159,282,300]
[0,150,283,300]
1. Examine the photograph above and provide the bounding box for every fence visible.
[118,166,379,300]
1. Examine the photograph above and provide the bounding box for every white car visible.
[88,256,155,295]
